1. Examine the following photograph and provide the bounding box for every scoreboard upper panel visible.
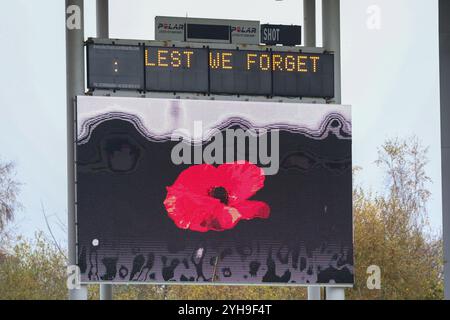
[86,41,334,98]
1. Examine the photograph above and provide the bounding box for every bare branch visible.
[40,202,67,261]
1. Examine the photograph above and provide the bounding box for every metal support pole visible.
[322,0,344,299]
[325,287,345,300]
[96,0,109,38]
[303,0,316,47]
[304,0,319,300]
[95,0,113,300]
[322,0,341,104]
[66,0,87,300]
[439,0,450,300]
[307,287,321,300]
[100,283,113,300]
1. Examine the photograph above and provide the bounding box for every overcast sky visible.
[0,0,441,243]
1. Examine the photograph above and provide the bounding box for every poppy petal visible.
[233,200,270,220]
[215,161,265,202]
[214,206,242,230]
[164,185,225,232]
[168,164,219,196]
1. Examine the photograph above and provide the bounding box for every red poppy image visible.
[163,161,270,232]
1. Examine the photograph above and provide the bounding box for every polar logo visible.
[231,26,257,34]
[157,23,184,31]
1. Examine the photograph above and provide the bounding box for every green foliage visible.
[350,187,443,300]
[165,285,306,300]
[88,284,306,300]
[0,232,67,299]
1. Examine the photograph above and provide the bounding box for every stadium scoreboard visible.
[87,41,334,98]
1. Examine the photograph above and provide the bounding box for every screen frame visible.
[74,95,353,287]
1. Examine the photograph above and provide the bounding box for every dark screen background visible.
[76,113,353,285]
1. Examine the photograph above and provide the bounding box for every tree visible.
[349,137,443,299]
[375,136,431,224]
[0,158,20,233]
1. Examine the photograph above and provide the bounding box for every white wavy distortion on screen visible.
[76,96,352,144]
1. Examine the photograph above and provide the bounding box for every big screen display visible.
[76,96,353,285]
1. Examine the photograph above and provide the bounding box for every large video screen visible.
[76,96,353,285]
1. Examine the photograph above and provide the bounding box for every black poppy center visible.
[209,186,229,205]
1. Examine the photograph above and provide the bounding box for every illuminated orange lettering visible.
[209,52,220,69]
[183,51,193,68]
[297,55,308,72]
[158,49,169,67]
[310,56,320,72]
[260,54,270,71]
[272,54,283,71]
[145,49,156,67]
[247,53,257,70]
[285,55,296,71]
[222,52,233,69]
[171,50,181,67]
